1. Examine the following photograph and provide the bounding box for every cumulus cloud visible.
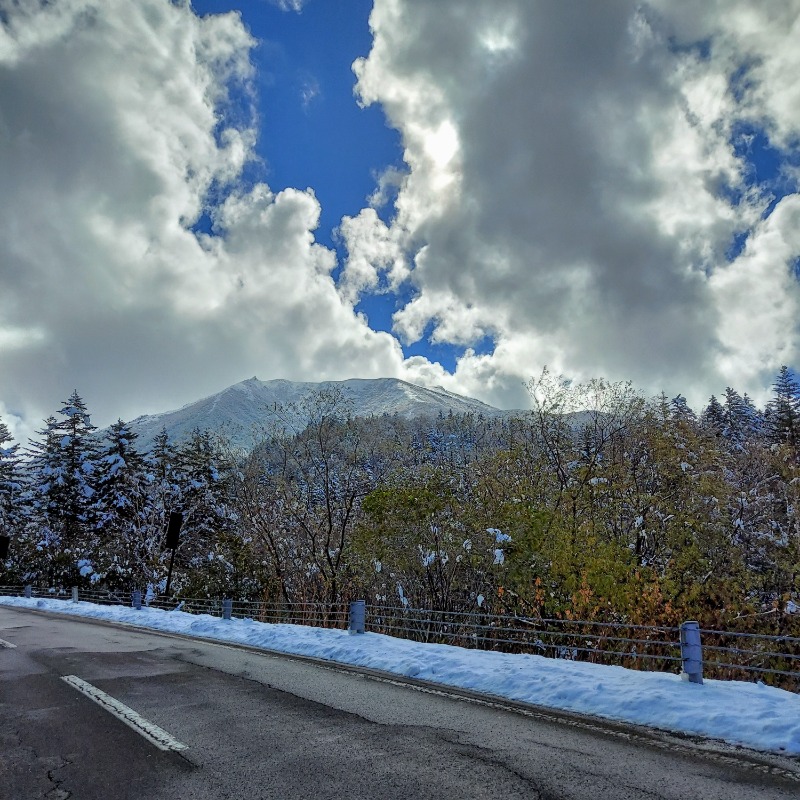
[0,0,404,440]
[3,0,800,443]
[342,0,800,408]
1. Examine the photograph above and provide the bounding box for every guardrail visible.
[2,585,798,691]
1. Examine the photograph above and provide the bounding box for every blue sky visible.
[191,0,470,372]
[193,0,799,378]
[192,0,399,247]
[1,0,799,438]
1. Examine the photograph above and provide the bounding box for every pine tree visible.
[669,395,696,422]
[766,366,800,449]
[149,427,176,483]
[701,395,725,436]
[25,392,100,586]
[740,393,764,439]
[96,419,147,524]
[721,388,762,446]
[172,429,232,592]
[94,419,152,590]
[0,419,23,573]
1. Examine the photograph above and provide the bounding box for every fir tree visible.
[0,418,23,565]
[149,427,176,483]
[94,419,152,590]
[172,429,232,590]
[701,395,725,436]
[25,392,100,585]
[669,395,696,422]
[96,419,147,524]
[721,388,762,446]
[765,366,800,449]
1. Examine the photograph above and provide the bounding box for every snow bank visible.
[3,595,799,755]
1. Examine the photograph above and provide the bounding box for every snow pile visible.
[2,595,799,755]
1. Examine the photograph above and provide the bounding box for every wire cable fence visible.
[143,596,351,629]
[2,584,798,690]
[366,603,682,669]
[364,604,800,690]
[0,585,351,629]
[697,627,800,685]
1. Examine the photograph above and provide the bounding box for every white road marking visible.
[0,637,17,648]
[61,675,188,753]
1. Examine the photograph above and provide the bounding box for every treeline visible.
[1,367,799,635]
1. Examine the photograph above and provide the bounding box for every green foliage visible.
[7,368,800,642]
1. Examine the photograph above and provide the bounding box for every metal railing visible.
[365,603,682,667]
[2,584,798,691]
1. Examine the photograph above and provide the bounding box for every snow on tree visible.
[0,418,21,529]
[93,419,157,590]
[0,418,23,578]
[765,366,800,451]
[701,395,725,436]
[23,392,100,586]
[721,387,763,447]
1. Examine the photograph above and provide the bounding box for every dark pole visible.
[165,546,177,597]
[163,511,183,598]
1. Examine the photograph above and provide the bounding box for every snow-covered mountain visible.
[126,377,510,452]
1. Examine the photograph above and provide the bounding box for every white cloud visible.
[709,195,800,393]
[3,0,800,443]
[0,0,406,441]
[267,0,308,12]
[345,0,800,409]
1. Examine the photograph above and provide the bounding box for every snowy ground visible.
[3,595,799,756]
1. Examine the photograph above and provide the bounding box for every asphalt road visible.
[1,606,799,800]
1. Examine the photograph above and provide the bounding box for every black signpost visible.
[164,511,183,597]
[0,535,9,561]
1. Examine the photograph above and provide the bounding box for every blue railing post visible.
[680,621,703,684]
[349,600,366,634]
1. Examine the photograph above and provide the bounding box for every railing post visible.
[222,598,233,620]
[71,587,79,603]
[24,585,32,598]
[680,620,703,684]
[349,600,366,635]
[132,590,142,610]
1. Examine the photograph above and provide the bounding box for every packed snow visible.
[2,595,799,756]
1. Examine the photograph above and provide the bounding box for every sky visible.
[1,0,800,442]
[3,595,800,757]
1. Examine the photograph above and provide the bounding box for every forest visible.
[1,367,799,640]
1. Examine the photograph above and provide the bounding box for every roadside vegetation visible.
[1,367,799,641]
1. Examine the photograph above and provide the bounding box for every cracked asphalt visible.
[2,606,799,800]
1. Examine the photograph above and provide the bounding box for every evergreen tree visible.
[740,393,764,439]
[721,388,762,446]
[765,366,800,449]
[96,419,147,523]
[0,419,23,575]
[149,427,176,483]
[0,418,21,527]
[94,419,152,589]
[172,429,232,592]
[669,395,696,422]
[701,395,725,436]
[25,392,100,585]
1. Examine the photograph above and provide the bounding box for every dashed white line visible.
[61,675,188,753]
[0,637,17,648]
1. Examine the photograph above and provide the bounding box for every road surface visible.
[1,605,798,799]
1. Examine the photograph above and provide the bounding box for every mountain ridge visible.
[125,376,516,452]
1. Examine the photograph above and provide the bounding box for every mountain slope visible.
[126,377,508,452]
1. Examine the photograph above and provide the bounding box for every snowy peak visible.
[126,377,506,452]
